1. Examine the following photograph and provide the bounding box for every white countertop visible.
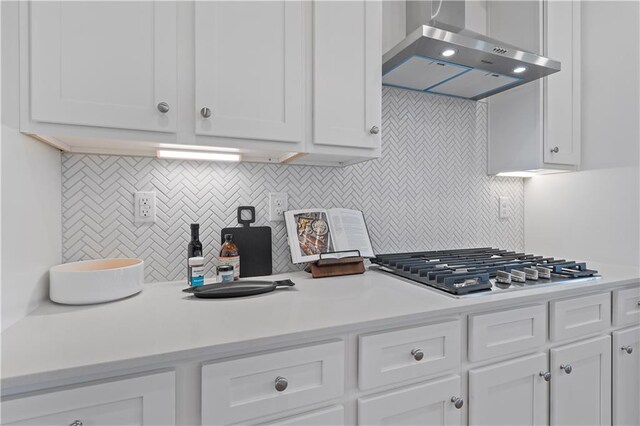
[2,262,638,394]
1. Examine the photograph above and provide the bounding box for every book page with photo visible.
[284,208,374,263]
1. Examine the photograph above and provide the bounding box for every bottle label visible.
[191,265,205,287]
[219,256,240,280]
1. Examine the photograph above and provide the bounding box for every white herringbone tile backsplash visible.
[62,88,524,282]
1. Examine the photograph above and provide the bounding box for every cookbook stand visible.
[309,250,366,278]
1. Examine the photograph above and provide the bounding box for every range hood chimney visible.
[383,0,561,100]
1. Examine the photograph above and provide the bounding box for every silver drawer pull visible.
[157,102,170,113]
[451,396,464,409]
[539,371,551,382]
[560,364,572,374]
[201,107,212,118]
[622,346,634,354]
[274,376,288,392]
[69,421,83,426]
[411,348,424,361]
[550,146,559,153]
[369,126,380,134]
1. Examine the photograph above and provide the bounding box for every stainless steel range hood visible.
[383,1,561,100]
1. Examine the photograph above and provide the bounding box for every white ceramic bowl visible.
[49,258,144,305]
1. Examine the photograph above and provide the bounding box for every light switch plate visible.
[269,192,288,222]
[499,196,510,219]
[134,191,156,224]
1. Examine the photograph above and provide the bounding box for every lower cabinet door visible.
[357,375,462,425]
[550,335,612,426]
[1,371,175,425]
[469,353,549,426]
[613,326,640,426]
[261,405,344,426]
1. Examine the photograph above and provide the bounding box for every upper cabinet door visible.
[312,0,381,149]
[194,1,304,143]
[550,335,612,426]
[28,1,177,133]
[544,0,581,165]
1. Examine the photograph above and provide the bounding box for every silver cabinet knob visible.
[369,126,380,134]
[69,421,83,426]
[274,376,288,392]
[550,146,559,153]
[539,371,551,382]
[622,346,634,354]
[157,102,170,113]
[451,396,464,409]
[200,107,212,118]
[411,348,424,361]
[560,364,572,374]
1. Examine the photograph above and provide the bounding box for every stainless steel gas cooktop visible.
[370,248,601,298]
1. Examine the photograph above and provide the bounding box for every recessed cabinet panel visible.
[544,0,581,166]
[550,335,611,426]
[550,292,611,341]
[313,0,381,149]
[613,326,640,426]
[358,375,462,426]
[613,286,640,326]
[261,405,344,426]
[468,305,546,362]
[201,341,344,425]
[2,371,175,426]
[195,1,304,143]
[469,353,548,426]
[358,320,461,390]
[28,1,177,133]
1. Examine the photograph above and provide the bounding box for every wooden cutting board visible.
[221,206,272,278]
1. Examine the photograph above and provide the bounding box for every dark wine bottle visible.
[187,223,203,285]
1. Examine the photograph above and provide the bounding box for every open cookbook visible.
[284,208,375,264]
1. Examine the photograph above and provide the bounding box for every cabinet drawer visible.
[201,340,344,425]
[1,371,175,425]
[261,405,344,425]
[550,292,611,341]
[358,375,462,425]
[468,305,546,362]
[358,320,460,390]
[613,286,640,326]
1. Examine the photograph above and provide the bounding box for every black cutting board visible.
[221,206,272,278]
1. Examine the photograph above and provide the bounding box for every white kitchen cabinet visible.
[26,1,177,133]
[358,320,461,390]
[310,0,381,152]
[550,292,611,342]
[1,371,175,425]
[261,405,344,426]
[357,375,462,426]
[550,335,611,426]
[194,1,304,144]
[469,353,549,426]
[201,340,344,425]
[613,326,640,426]
[488,0,581,175]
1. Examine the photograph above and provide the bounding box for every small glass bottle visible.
[187,224,203,286]
[219,234,240,280]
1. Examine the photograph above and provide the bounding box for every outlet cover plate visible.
[499,196,510,219]
[269,192,288,222]
[134,191,156,224]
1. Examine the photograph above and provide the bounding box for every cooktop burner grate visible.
[371,248,600,297]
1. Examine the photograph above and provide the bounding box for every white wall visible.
[1,2,62,330]
[525,1,640,267]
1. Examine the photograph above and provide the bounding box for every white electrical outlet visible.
[269,192,288,222]
[134,191,156,223]
[499,196,510,219]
